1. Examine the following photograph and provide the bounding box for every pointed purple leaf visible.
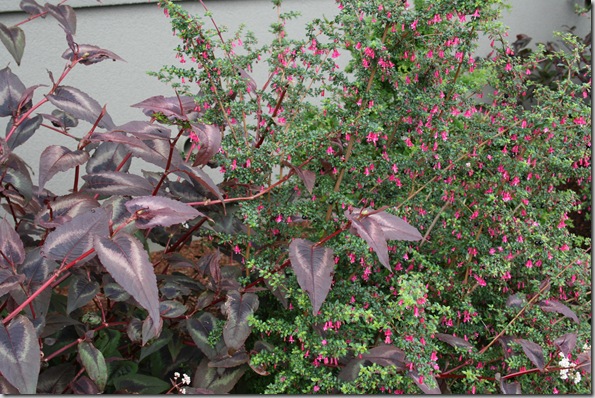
[288,238,334,315]
[0,315,40,394]
[6,114,42,150]
[338,358,365,382]
[235,67,257,93]
[40,109,78,128]
[35,193,100,229]
[86,142,131,174]
[67,276,100,314]
[77,341,107,391]
[38,145,89,191]
[576,351,591,373]
[71,375,100,395]
[0,218,25,267]
[361,345,407,370]
[47,86,114,130]
[93,233,160,336]
[408,369,441,394]
[539,299,579,324]
[349,216,390,270]
[45,3,76,35]
[131,95,196,119]
[500,378,521,394]
[282,161,315,194]
[553,333,577,357]
[20,0,45,16]
[191,123,221,167]
[514,338,545,370]
[174,164,223,202]
[159,300,187,318]
[222,290,259,350]
[0,268,25,297]
[41,207,109,263]
[114,121,171,140]
[125,196,203,229]
[353,207,423,241]
[435,333,474,349]
[187,312,218,359]
[62,44,124,65]
[82,172,154,196]
[0,66,26,117]
[208,350,249,368]
[0,24,25,66]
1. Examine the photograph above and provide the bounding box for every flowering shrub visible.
[0,0,590,394]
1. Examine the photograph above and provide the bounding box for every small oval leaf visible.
[78,341,107,391]
[67,276,100,314]
[125,195,203,229]
[0,315,40,394]
[0,24,25,66]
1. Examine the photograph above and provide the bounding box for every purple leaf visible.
[0,268,25,297]
[190,123,221,167]
[38,145,89,191]
[41,207,109,263]
[235,67,257,93]
[353,207,423,241]
[47,86,115,130]
[125,196,203,229]
[66,276,100,314]
[505,293,525,308]
[35,193,100,229]
[408,369,441,394]
[86,142,131,174]
[45,3,76,35]
[6,114,42,149]
[0,218,25,268]
[349,216,390,270]
[71,376,100,395]
[435,333,474,349]
[576,351,591,373]
[0,24,25,66]
[0,315,40,394]
[553,333,577,357]
[127,137,175,168]
[17,247,57,289]
[288,238,334,315]
[40,109,78,128]
[222,290,259,350]
[131,95,196,119]
[0,67,26,117]
[114,121,171,140]
[361,344,407,370]
[159,300,187,318]
[62,44,124,65]
[282,161,315,194]
[19,0,45,16]
[514,338,545,370]
[187,312,218,359]
[174,164,224,202]
[82,172,154,196]
[539,299,579,324]
[338,358,365,382]
[93,233,160,336]
[208,350,250,368]
[500,378,521,394]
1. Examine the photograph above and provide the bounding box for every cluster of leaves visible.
[0,0,591,394]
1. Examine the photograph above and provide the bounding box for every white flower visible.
[173,372,180,380]
[182,373,191,386]
[181,388,187,394]
[573,372,582,384]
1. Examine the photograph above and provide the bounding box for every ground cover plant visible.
[0,0,591,394]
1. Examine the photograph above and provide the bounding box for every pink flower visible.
[313,385,320,392]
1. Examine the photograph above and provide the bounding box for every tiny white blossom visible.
[181,388,187,394]
[173,372,180,380]
[182,373,191,386]
[573,372,581,384]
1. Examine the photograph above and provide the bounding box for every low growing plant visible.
[0,0,591,394]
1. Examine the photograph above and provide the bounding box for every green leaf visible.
[112,373,170,394]
[78,341,107,392]
[0,315,40,394]
[0,23,25,65]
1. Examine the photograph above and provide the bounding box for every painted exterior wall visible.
[0,0,590,194]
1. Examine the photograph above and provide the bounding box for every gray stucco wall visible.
[0,0,591,195]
